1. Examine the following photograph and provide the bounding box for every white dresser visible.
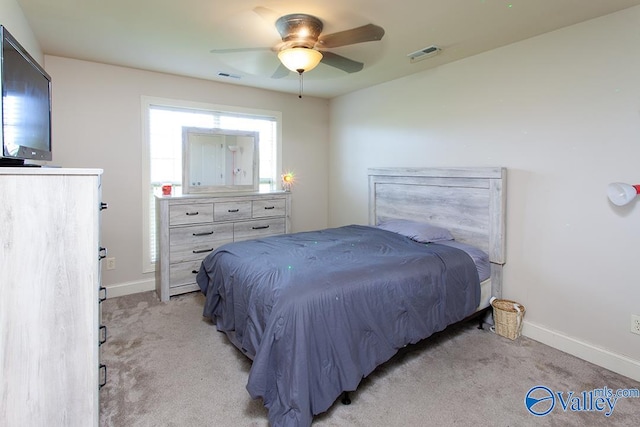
[0,168,104,427]
[155,191,291,302]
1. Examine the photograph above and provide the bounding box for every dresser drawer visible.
[169,223,233,247]
[170,203,214,226]
[214,201,252,222]
[170,239,230,263]
[169,260,202,288]
[252,198,287,218]
[234,218,286,241]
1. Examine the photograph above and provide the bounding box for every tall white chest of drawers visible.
[155,191,291,302]
[0,168,104,427]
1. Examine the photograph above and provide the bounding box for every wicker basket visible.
[491,298,526,340]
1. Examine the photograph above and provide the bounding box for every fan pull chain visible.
[297,69,304,99]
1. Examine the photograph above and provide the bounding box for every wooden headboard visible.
[368,167,506,297]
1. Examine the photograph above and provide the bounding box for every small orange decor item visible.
[161,184,172,196]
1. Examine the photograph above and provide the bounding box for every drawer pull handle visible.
[192,270,198,274]
[185,212,199,216]
[99,364,107,389]
[193,248,214,254]
[99,325,107,346]
[99,286,107,302]
[264,206,275,210]
[227,208,240,213]
[252,225,270,230]
[193,231,214,236]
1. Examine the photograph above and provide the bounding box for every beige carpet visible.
[99,291,639,426]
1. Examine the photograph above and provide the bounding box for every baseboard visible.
[523,321,640,383]
[104,278,155,299]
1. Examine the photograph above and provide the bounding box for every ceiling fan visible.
[211,8,385,80]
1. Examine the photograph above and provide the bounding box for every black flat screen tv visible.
[0,25,52,166]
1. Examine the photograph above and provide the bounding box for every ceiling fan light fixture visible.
[278,47,323,73]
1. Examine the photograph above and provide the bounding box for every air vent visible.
[217,72,241,79]
[407,45,441,63]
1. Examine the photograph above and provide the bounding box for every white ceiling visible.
[17,0,640,99]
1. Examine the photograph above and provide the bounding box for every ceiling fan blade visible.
[320,51,364,73]
[271,64,290,79]
[210,47,272,54]
[317,24,385,48]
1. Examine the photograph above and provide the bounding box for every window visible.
[141,97,282,273]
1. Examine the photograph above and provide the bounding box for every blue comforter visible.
[197,225,480,426]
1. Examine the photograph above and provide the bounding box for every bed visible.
[196,167,506,426]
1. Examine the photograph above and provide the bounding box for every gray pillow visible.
[377,219,454,243]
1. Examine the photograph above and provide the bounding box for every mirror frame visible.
[182,127,259,194]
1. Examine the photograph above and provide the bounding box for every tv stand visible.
[0,158,41,167]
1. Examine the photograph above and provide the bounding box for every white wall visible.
[329,8,640,380]
[44,56,330,294]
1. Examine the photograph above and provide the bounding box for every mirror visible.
[182,127,259,194]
